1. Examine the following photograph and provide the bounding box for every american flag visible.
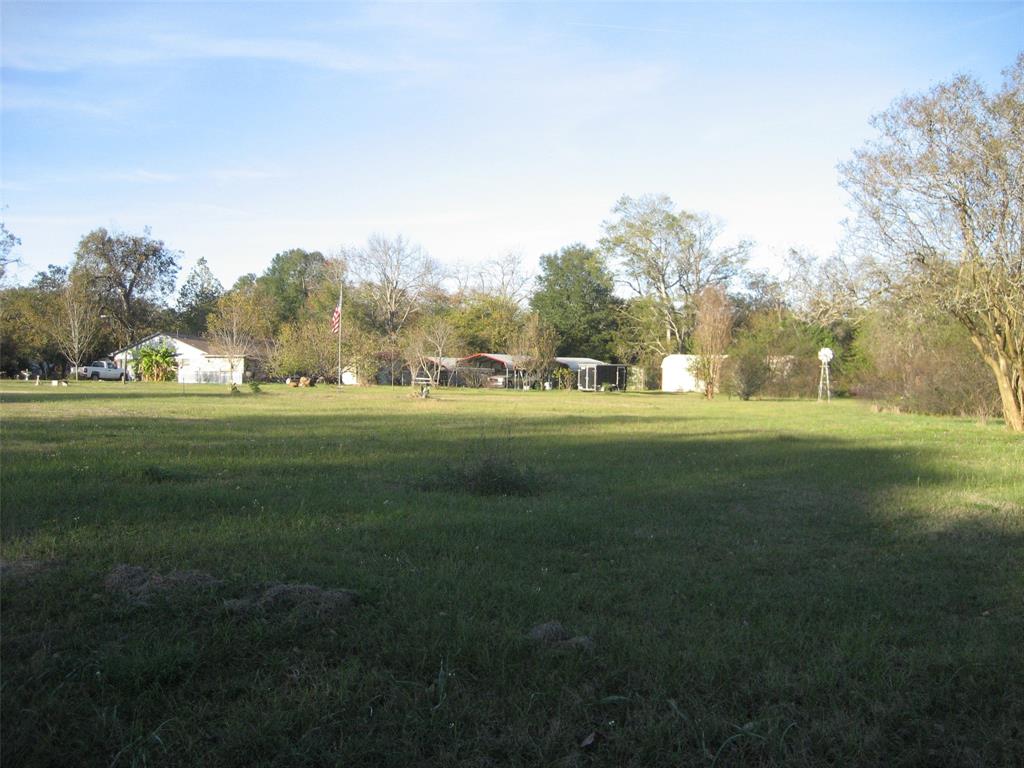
[330,305,341,334]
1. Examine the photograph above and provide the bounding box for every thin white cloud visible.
[104,169,182,184]
[3,30,419,74]
[207,168,281,183]
[566,22,687,36]
[0,92,117,117]
[4,167,281,188]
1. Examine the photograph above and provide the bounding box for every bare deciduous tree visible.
[513,313,558,388]
[782,249,866,326]
[208,287,271,390]
[0,222,21,285]
[50,273,102,378]
[450,251,530,305]
[347,235,439,339]
[840,55,1024,431]
[403,316,462,386]
[689,286,733,399]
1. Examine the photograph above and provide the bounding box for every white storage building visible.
[661,354,707,393]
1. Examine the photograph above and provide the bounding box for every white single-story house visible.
[114,333,254,385]
[661,354,711,393]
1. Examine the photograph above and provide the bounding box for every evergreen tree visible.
[175,257,223,335]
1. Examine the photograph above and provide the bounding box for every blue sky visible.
[2,2,1022,288]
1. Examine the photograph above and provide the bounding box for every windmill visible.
[818,347,834,402]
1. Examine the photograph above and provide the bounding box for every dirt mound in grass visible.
[224,582,359,619]
[104,564,222,605]
[527,621,595,652]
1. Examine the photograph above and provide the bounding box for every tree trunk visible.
[975,340,1024,432]
[988,358,1024,432]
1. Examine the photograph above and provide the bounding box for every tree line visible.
[1,55,1020,429]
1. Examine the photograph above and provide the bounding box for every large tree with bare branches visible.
[600,194,749,351]
[347,234,438,339]
[840,56,1024,431]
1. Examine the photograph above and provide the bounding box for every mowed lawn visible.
[1,383,1022,767]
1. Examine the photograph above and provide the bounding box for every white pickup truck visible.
[74,360,126,380]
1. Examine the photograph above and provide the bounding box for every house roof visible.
[458,353,531,369]
[114,332,215,357]
[554,356,606,371]
[427,356,460,370]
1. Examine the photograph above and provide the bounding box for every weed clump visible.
[458,452,539,496]
[419,444,541,497]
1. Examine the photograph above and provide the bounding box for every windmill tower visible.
[818,347,834,403]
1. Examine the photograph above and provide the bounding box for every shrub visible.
[851,306,999,417]
[452,453,539,496]
[727,313,838,398]
[420,437,540,497]
[726,343,771,400]
[132,344,177,382]
[553,367,575,389]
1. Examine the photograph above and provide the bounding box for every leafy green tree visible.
[256,248,326,327]
[725,340,772,400]
[530,243,621,360]
[232,273,257,290]
[175,257,223,335]
[269,317,336,380]
[0,285,60,375]
[611,296,673,367]
[31,265,69,292]
[72,228,180,350]
[450,294,523,352]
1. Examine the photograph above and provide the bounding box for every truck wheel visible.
[119,373,126,381]
[90,373,99,381]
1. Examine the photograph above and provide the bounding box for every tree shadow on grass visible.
[2,410,1022,767]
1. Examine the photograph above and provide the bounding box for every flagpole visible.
[336,269,343,390]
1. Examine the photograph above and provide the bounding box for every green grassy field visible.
[2,382,1022,767]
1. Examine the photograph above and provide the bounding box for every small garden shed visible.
[661,354,706,393]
